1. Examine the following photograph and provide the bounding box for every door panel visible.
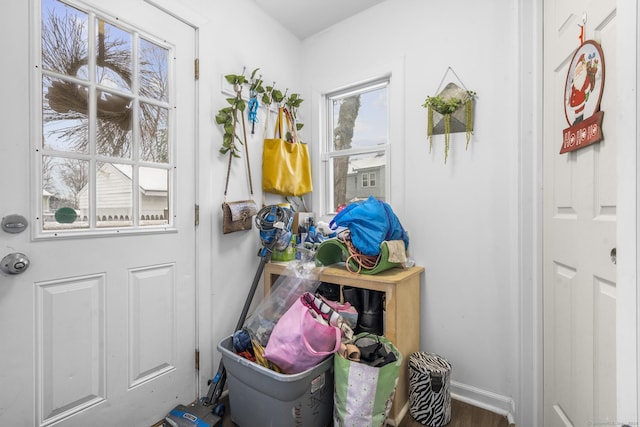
[0,1,196,426]
[543,1,617,426]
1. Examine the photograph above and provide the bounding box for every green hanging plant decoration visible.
[284,92,304,141]
[215,68,305,153]
[422,83,476,164]
[262,82,284,108]
[215,69,250,157]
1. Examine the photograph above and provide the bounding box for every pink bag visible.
[264,293,341,374]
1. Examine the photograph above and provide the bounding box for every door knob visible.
[610,248,616,265]
[0,253,30,275]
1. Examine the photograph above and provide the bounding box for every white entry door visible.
[543,0,617,426]
[0,1,197,426]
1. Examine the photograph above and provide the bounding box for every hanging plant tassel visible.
[427,104,434,153]
[465,98,473,150]
[444,113,451,164]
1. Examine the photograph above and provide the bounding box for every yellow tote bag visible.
[262,108,313,196]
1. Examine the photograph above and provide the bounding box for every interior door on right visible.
[543,1,617,426]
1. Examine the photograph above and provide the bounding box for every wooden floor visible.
[219,396,512,427]
[399,399,511,427]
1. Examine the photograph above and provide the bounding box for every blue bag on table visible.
[330,196,409,256]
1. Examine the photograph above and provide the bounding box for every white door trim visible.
[517,0,544,425]
[616,0,639,423]
[142,0,207,400]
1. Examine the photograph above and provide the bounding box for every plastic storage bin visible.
[408,352,452,426]
[217,336,334,427]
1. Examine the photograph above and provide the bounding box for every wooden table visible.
[263,262,424,426]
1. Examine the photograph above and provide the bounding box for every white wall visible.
[302,0,521,417]
[165,0,309,398]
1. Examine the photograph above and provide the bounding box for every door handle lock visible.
[1,253,30,275]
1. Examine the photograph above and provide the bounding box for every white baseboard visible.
[450,381,516,424]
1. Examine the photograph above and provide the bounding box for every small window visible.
[324,79,389,214]
[38,0,173,236]
[361,172,377,188]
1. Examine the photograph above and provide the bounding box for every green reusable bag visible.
[315,238,402,275]
[333,334,402,427]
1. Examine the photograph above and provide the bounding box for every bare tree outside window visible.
[332,96,360,208]
[60,158,88,207]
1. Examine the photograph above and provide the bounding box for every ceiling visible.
[250,0,387,40]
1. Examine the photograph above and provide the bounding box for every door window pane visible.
[96,89,133,158]
[96,20,132,93]
[39,0,174,235]
[95,163,133,228]
[139,167,169,225]
[42,76,90,153]
[42,156,89,230]
[140,38,169,103]
[140,103,169,163]
[41,0,88,76]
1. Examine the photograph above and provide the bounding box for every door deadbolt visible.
[0,253,30,275]
[1,214,28,234]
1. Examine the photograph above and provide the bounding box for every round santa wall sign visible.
[561,40,605,154]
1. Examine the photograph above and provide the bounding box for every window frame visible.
[321,78,391,215]
[33,0,177,239]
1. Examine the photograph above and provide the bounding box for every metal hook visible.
[577,13,587,45]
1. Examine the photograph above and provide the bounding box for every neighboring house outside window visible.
[347,159,384,202]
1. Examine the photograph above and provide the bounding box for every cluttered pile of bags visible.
[315,196,412,274]
[229,262,402,426]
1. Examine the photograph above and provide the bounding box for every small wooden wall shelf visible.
[263,262,425,426]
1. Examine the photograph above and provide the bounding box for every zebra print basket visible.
[408,352,452,426]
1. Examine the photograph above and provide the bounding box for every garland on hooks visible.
[215,67,305,156]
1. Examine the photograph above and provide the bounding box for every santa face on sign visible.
[568,54,593,125]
